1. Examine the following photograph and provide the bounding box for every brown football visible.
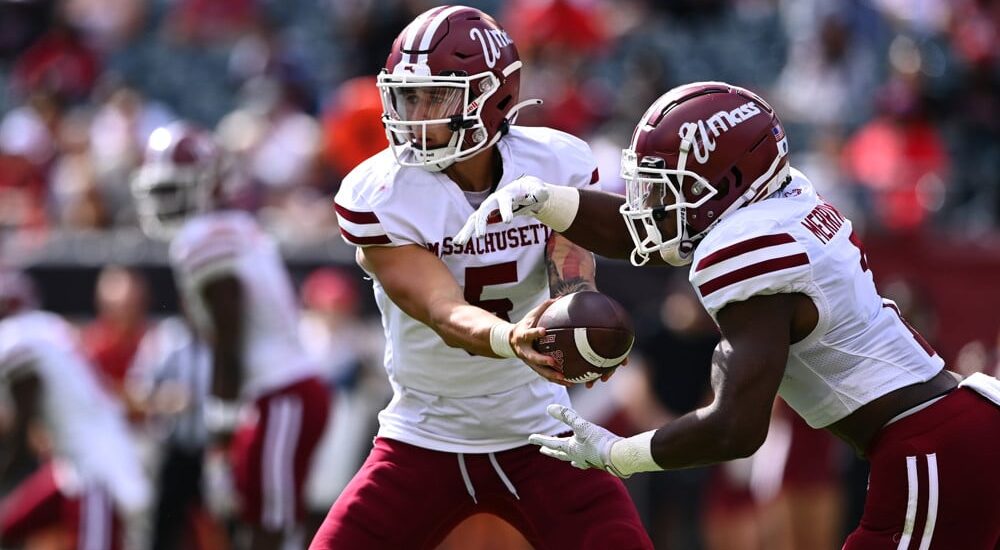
[533,291,635,384]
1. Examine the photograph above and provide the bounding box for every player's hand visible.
[202,447,240,518]
[455,175,552,245]
[510,298,570,387]
[584,356,629,389]
[528,404,625,476]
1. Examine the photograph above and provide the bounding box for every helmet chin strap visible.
[658,245,693,266]
[652,130,698,267]
[630,248,651,267]
[415,131,462,172]
[417,98,543,172]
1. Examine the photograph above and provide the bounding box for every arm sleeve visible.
[333,161,411,250]
[333,196,394,248]
[690,228,813,320]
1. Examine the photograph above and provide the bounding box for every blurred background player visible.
[127,312,222,550]
[131,122,329,550]
[0,268,151,550]
[313,5,651,550]
[461,81,1000,549]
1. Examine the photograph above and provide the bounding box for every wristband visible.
[489,322,516,358]
[607,429,661,478]
[534,185,580,233]
[204,398,242,434]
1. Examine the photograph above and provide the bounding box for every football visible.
[533,291,635,384]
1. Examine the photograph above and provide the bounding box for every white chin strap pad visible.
[659,246,692,266]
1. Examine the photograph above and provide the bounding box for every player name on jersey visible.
[800,202,846,244]
[425,222,552,257]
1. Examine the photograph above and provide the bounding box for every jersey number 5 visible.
[465,262,517,321]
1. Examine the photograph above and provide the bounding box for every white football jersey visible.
[0,311,151,512]
[334,126,600,452]
[170,211,317,397]
[689,168,944,428]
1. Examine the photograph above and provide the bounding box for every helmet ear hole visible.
[731,167,743,188]
[497,95,512,112]
[714,176,730,198]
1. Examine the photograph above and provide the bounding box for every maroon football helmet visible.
[131,122,224,238]
[378,5,537,171]
[619,82,790,265]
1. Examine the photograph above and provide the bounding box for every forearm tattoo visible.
[546,233,597,297]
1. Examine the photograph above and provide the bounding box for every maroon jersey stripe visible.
[185,248,240,275]
[589,168,600,185]
[698,253,809,296]
[695,233,796,272]
[334,203,381,225]
[340,227,391,246]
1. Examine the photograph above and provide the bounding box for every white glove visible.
[454,175,552,245]
[528,404,627,477]
[202,449,240,519]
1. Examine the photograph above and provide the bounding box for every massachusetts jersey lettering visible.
[334,126,598,453]
[170,211,317,397]
[425,223,552,257]
[690,169,943,428]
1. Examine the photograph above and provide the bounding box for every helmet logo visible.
[677,102,762,164]
[469,27,513,68]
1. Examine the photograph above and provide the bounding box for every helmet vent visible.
[731,167,743,188]
[497,95,512,111]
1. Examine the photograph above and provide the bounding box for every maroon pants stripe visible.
[844,388,1000,549]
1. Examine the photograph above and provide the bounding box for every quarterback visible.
[459,81,1000,549]
[311,5,651,550]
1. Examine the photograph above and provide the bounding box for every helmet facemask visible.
[378,67,501,172]
[619,143,718,267]
[131,163,215,240]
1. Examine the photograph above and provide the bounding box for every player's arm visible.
[530,292,795,474]
[0,366,42,481]
[560,189,641,261]
[545,232,597,297]
[642,293,792,467]
[200,275,244,401]
[358,244,563,381]
[456,179,666,264]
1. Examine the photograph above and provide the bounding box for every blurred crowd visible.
[2,0,1000,549]
[0,0,999,243]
